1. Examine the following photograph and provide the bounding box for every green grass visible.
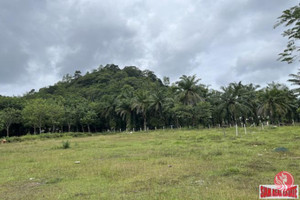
[0,126,299,200]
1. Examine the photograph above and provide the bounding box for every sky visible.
[0,0,299,96]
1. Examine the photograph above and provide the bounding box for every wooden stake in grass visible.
[235,124,238,136]
[244,124,247,135]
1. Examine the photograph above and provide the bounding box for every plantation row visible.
[0,64,299,137]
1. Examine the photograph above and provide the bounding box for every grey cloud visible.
[0,0,299,95]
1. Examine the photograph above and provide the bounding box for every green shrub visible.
[62,140,71,149]
[5,136,23,143]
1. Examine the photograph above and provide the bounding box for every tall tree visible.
[0,108,21,137]
[257,83,296,124]
[47,99,65,133]
[116,86,134,130]
[131,91,151,130]
[81,110,97,133]
[97,95,117,130]
[218,82,255,125]
[176,75,202,106]
[64,106,77,132]
[22,99,50,134]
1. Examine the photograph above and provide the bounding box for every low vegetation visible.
[0,126,299,199]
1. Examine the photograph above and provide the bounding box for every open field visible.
[0,126,299,200]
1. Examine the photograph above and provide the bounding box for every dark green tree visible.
[131,91,151,130]
[22,99,50,134]
[116,86,134,130]
[0,108,21,137]
[258,83,296,124]
[176,75,202,106]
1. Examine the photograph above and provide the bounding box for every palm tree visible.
[97,95,117,130]
[218,82,255,125]
[148,89,174,127]
[131,91,151,131]
[116,87,134,130]
[149,89,172,115]
[176,75,202,105]
[258,83,296,124]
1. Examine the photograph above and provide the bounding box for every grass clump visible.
[62,140,71,149]
[221,167,240,176]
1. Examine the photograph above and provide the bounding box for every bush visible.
[62,140,70,149]
[5,136,23,143]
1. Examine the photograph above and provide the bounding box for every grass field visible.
[0,126,299,200]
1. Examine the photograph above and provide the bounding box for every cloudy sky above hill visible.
[0,0,298,96]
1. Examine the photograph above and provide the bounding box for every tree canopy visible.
[0,64,299,137]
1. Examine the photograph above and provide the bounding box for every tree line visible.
[1,4,300,137]
[0,64,300,137]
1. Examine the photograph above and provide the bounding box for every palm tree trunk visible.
[126,114,131,130]
[144,114,147,131]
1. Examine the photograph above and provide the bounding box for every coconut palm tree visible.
[176,75,202,106]
[218,82,255,125]
[131,91,151,130]
[116,86,134,130]
[258,83,296,124]
[97,95,117,130]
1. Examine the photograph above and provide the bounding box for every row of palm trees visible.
[103,75,299,131]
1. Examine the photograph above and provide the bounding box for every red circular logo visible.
[274,171,294,191]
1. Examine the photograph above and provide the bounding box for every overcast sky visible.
[0,0,299,96]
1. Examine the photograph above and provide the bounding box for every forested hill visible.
[32,64,164,100]
[0,64,299,137]
[0,64,171,137]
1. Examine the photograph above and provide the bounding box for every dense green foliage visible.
[0,64,299,137]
